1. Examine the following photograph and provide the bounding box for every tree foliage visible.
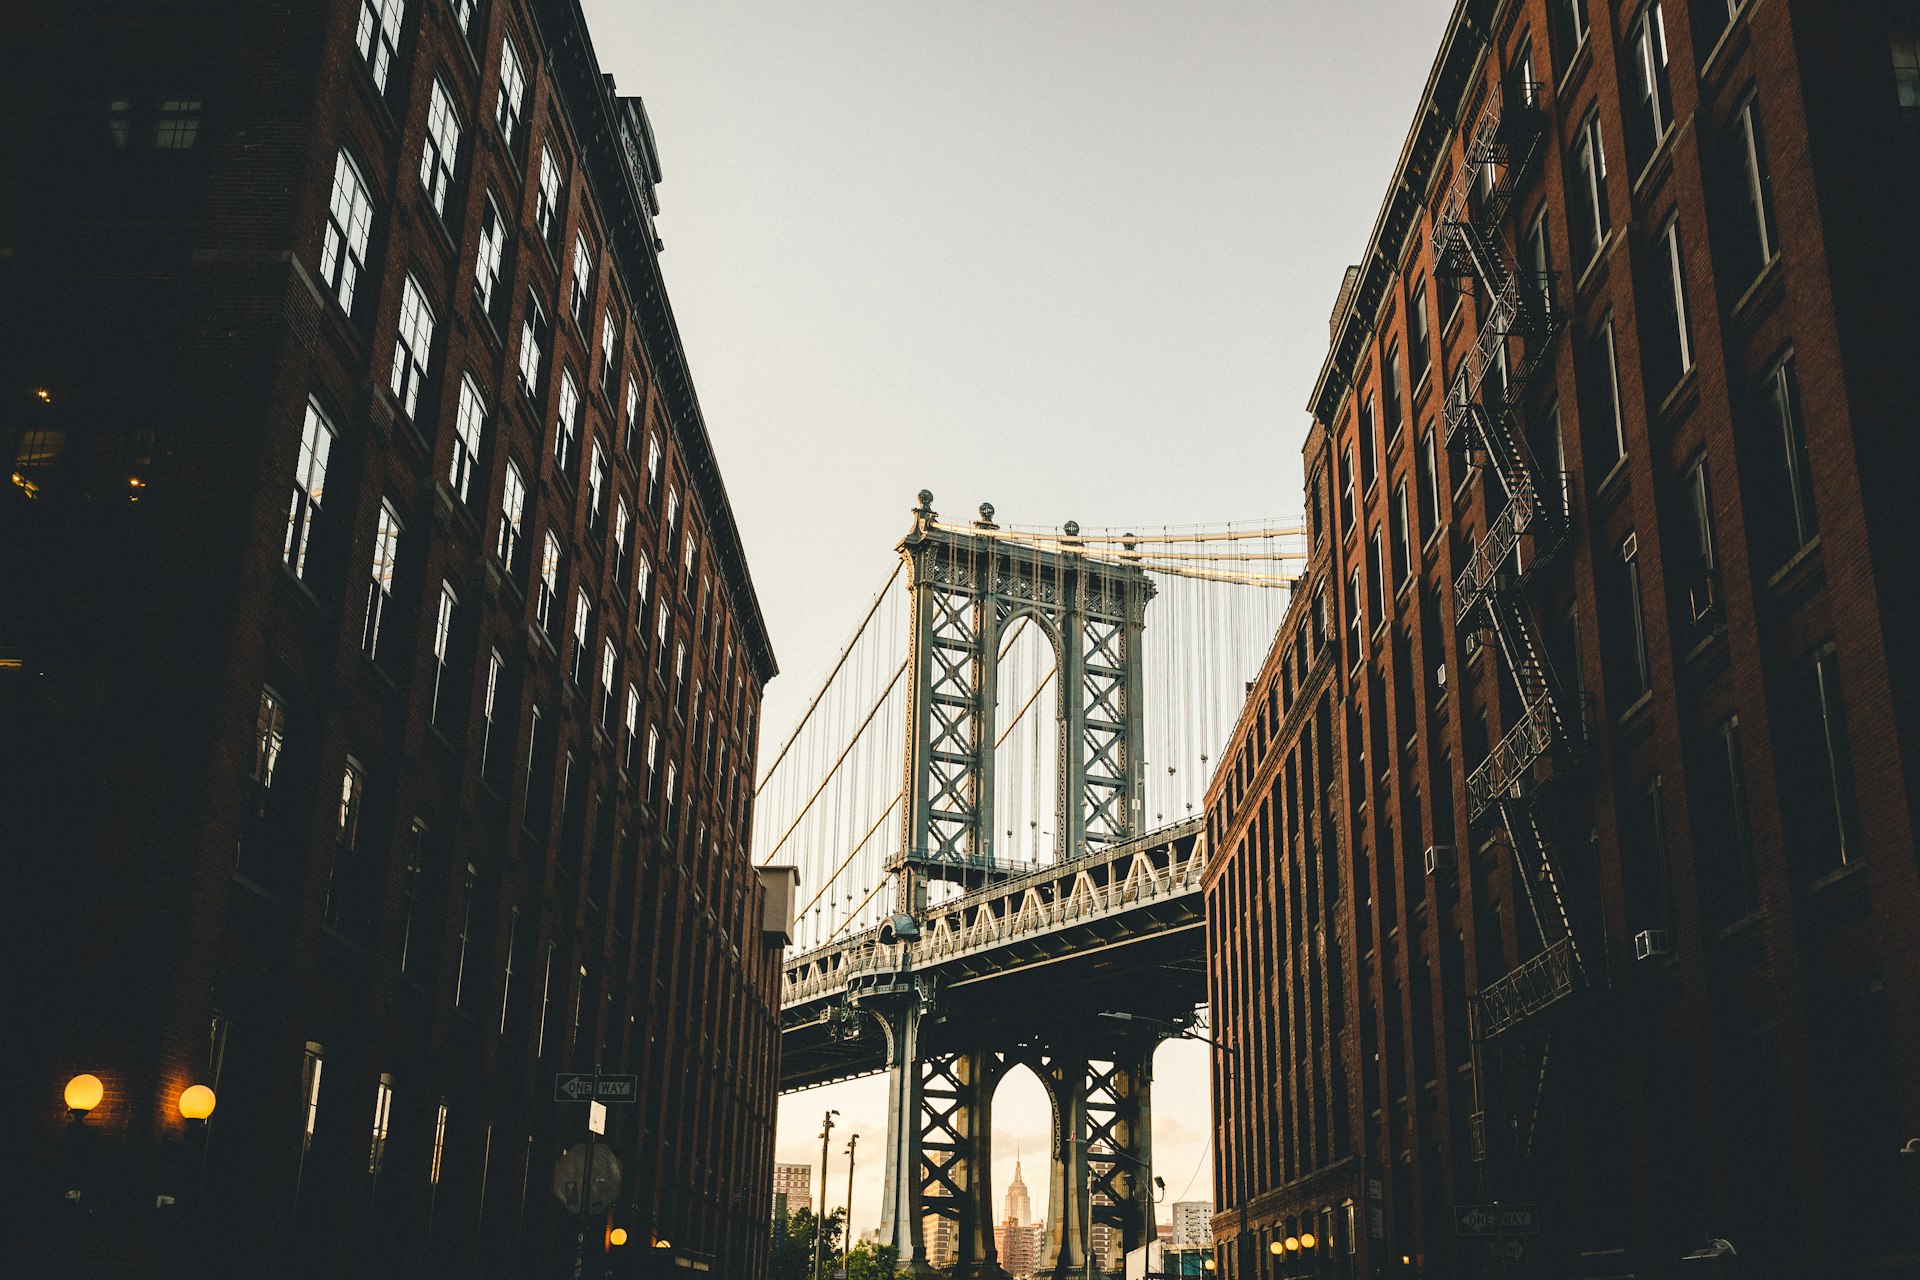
[769,1205,849,1280]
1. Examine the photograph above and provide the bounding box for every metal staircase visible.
[1431,78,1587,1040]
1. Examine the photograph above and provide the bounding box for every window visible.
[599,638,617,729]
[449,0,474,36]
[1897,13,1920,117]
[355,0,405,93]
[1791,645,1862,874]
[1627,776,1675,936]
[498,908,520,1035]
[1340,444,1356,534]
[1644,218,1694,401]
[624,377,641,458]
[1680,454,1716,579]
[1359,395,1378,492]
[1589,318,1626,473]
[1568,109,1610,269]
[599,310,619,401]
[1367,529,1385,628]
[587,440,607,531]
[285,399,334,578]
[1346,569,1363,661]
[391,274,436,419]
[363,500,402,661]
[320,150,374,314]
[475,193,507,326]
[571,588,591,686]
[1391,481,1412,585]
[624,684,641,773]
[253,688,286,792]
[450,374,485,505]
[1417,427,1440,539]
[496,36,526,151]
[674,642,688,713]
[420,79,460,217]
[665,761,678,835]
[430,1101,449,1193]
[1618,533,1650,701]
[327,758,366,928]
[613,498,631,582]
[1522,205,1552,317]
[635,550,652,625]
[153,98,202,149]
[1755,355,1817,567]
[1553,0,1590,65]
[497,459,526,570]
[1723,96,1778,287]
[518,293,548,397]
[369,1073,395,1178]
[536,940,557,1056]
[431,582,458,726]
[1624,3,1674,171]
[1409,281,1431,386]
[645,726,661,804]
[536,530,561,634]
[1383,347,1404,441]
[397,822,426,975]
[555,369,579,478]
[452,863,475,1005]
[646,433,662,506]
[570,232,593,329]
[1697,715,1758,926]
[536,144,562,249]
[295,1043,325,1204]
[481,648,505,777]
[654,609,668,678]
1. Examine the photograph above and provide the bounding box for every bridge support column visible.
[1042,1054,1091,1278]
[868,981,933,1273]
[1107,1038,1157,1254]
[952,1049,1011,1280]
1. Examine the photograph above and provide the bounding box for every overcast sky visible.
[582,0,1454,1241]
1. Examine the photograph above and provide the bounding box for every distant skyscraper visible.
[998,1157,1040,1278]
[773,1162,813,1217]
[1171,1201,1214,1249]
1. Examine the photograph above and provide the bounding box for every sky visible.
[581,0,1455,1241]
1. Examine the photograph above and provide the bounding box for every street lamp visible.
[1100,1013,1247,1278]
[177,1085,216,1123]
[609,1227,628,1247]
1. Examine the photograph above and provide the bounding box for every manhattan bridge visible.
[754,491,1304,1275]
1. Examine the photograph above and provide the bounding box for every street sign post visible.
[554,1072,638,1102]
[1454,1204,1539,1236]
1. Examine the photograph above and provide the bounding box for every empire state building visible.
[997,1157,1040,1278]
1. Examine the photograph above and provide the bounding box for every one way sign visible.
[1454,1204,1538,1236]
[554,1072,638,1103]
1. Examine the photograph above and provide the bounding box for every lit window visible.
[254,688,286,791]
[599,638,617,728]
[369,1073,395,1176]
[496,36,526,150]
[683,527,697,580]
[430,1101,449,1189]
[420,79,461,217]
[431,581,458,726]
[498,459,526,569]
[285,399,334,579]
[518,293,548,398]
[295,1043,325,1205]
[536,144,562,248]
[624,684,641,773]
[646,433,662,506]
[320,150,374,314]
[1568,109,1610,268]
[363,500,403,660]
[327,758,366,927]
[1624,3,1674,171]
[645,725,661,804]
[537,530,561,634]
[624,377,641,457]
[555,369,579,478]
[153,98,201,149]
[391,274,437,419]
[355,0,405,93]
[570,232,593,328]
[613,498,631,581]
[1896,17,1920,111]
[450,374,485,505]
[654,609,668,677]
[107,98,132,147]
[1724,95,1778,287]
[475,193,507,324]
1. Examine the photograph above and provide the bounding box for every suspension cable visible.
[757,656,909,865]
[790,790,904,923]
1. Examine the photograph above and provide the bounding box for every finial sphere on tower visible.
[1064,520,1080,537]
[917,489,934,507]
[979,502,995,522]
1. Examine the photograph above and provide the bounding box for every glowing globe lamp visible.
[64,1074,104,1115]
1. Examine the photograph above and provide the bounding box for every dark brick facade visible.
[1205,1,1920,1277]
[2,1,785,1276]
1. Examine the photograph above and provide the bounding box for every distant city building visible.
[922,1201,957,1268]
[997,1157,1040,1277]
[773,1162,813,1216]
[1171,1201,1214,1249]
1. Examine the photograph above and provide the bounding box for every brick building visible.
[2,1,787,1276]
[1204,0,1920,1277]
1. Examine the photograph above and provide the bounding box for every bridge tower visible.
[866,493,1161,1278]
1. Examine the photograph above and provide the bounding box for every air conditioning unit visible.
[1464,631,1483,660]
[1689,571,1720,625]
[1424,845,1456,877]
[1435,661,1449,690]
[1633,929,1671,961]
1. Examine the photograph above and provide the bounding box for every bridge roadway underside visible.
[779,917,1207,1093]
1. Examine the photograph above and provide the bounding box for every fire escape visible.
[1431,76,1584,1161]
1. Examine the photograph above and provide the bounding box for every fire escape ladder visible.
[1521,1033,1552,1163]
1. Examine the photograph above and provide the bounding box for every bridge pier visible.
[865,978,934,1273]
[1042,1053,1092,1277]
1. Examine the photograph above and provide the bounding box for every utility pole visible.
[813,1108,839,1280]
[843,1133,859,1270]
